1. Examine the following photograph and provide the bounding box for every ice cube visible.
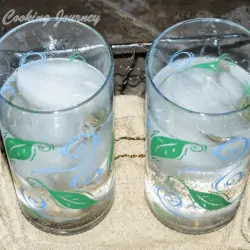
[217,72,243,107]
[153,65,245,143]
[150,58,250,172]
[157,63,244,114]
[158,68,218,113]
[16,59,105,111]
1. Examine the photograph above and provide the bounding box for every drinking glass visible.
[0,18,115,235]
[145,18,250,234]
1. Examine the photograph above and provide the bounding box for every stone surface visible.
[0,1,250,95]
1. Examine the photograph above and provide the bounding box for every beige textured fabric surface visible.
[1,95,250,250]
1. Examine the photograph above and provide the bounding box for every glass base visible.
[145,193,237,235]
[20,199,114,235]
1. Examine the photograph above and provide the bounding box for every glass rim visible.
[146,17,250,117]
[0,17,114,115]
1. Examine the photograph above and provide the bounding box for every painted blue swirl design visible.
[19,187,47,210]
[19,51,46,67]
[0,85,16,96]
[225,171,244,187]
[69,156,103,189]
[214,162,244,192]
[61,132,98,162]
[0,51,45,103]
[168,50,194,66]
[19,187,84,221]
[214,137,248,165]
[156,185,209,221]
[213,137,249,192]
[33,132,103,191]
[33,132,98,174]
[161,50,194,80]
[156,185,188,220]
[168,51,194,68]
[157,185,182,207]
[0,85,16,105]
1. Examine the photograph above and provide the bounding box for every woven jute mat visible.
[1,95,250,250]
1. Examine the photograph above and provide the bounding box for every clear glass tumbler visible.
[145,18,250,234]
[0,18,114,235]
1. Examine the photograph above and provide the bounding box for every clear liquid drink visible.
[146,18,250,234]
[0,19,114,235]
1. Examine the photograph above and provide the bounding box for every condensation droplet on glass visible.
[29,121,35,127]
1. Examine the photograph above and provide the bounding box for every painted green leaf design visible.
[188,188,231,210]
[190,54,234,72]
[4,137,54,161]
[242,81,250,97]
[27,178,97,210]
[151,131,206,160]
[49,190,97,210]
[168,176,231,211]
[191,61,220,72]
[108,134,114,172]
[68,51,86,63]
